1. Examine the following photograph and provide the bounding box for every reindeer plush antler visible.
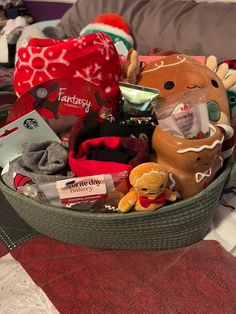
[206,55,236,90]
[123,49,140,84]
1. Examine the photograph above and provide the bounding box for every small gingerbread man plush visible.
[118,162,177,212]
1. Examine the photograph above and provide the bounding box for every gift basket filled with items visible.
[0,14,236,250]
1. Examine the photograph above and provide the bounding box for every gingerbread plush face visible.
[130,163,168,198]
[137,54,232,125]
[118,162,176,212]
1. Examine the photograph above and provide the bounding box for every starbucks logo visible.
[23,118,38,130]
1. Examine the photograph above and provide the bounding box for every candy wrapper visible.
[153,89,210,139]
[119,82,159,116]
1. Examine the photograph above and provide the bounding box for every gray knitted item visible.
[2,141,72,190]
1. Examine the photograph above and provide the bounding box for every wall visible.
[24,0,75,22]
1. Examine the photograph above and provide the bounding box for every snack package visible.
[100,114,157,151]
[153,89,210,139]
[17,171,129,212]
[119,82,159,116]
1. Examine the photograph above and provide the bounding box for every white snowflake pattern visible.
[74,63,102,85]
[19,46,69,88]
[73,37,86,50]
[93,33,115,61]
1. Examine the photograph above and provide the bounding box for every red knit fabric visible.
[9,237,236,314]
[69,136,150,177]
[13,33,123,104]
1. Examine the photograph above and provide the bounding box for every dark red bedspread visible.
[0,189,236,313]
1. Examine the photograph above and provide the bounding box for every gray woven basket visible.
[0,161,235,250]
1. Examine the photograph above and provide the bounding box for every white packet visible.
[153,89,210,139]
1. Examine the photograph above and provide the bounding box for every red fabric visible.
[0,242,7,258]
[223,60,236,70]
[69,150,132,176]
[75,136,121,158]
[13,33,123,105]
[139,193,166,208]
[68,136,150,177]
[10,237,236,313]
[93,13,131,35]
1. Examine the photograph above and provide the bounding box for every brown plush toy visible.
[123,48,140,84]
[137,54,236,126]
[118,162,176,212]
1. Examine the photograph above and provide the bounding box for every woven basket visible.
[0,161,235,250]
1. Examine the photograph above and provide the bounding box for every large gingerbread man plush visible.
[137,54,236,127]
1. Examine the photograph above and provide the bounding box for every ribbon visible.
[139,193,166,208]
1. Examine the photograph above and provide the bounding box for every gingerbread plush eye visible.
[141,188,148,191]
[211,79,219,88]
[159,184,164,189]
[164,80,175,90]
[196,157,201,161]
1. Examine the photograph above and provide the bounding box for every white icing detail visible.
[220,156,224,167]
[195,168,212,183]
[177,137,224,154]
[168,173,176,190]
[141,55,187,74]
[134,169,167,187]
[141,55,208,75]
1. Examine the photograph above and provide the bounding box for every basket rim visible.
[0,160,234,221]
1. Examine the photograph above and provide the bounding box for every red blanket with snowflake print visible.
[13,33,123,105]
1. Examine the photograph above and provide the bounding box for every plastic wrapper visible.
[153,89,210,139]
[17,171,129,212]
[119,82,159,115]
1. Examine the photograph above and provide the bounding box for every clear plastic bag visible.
[153,89,210,139]
[17,171,129,212]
